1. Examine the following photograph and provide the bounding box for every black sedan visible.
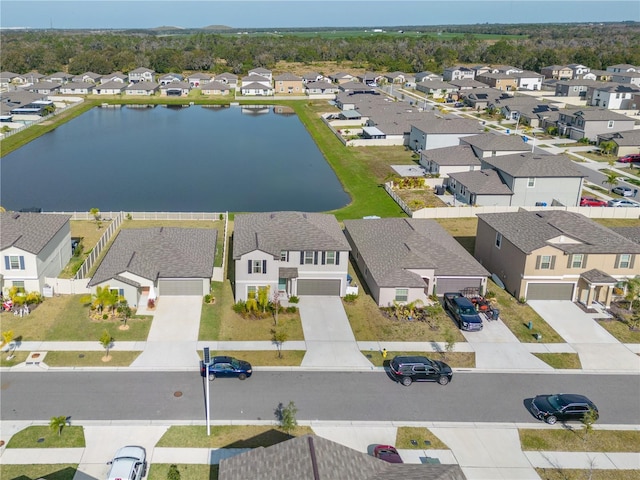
[200,356,253,381]
[531,393,598,425]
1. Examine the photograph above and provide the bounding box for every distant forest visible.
[1,22,639,75]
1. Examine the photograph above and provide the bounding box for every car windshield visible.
[230,359,241,369]
[547,395,563,410]
[459,306,476,315]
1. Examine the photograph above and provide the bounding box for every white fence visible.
[0,100,81,139]
[44,277,91,296]
[74,212,124,279]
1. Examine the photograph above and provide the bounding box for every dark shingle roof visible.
[482,153,585,178]
[609,226,640,244]
[448,170,513,195]
[88,227,216,286]
[422,145,480,166]
[233,212,350,259]
[598,129,640,146]
[218,434,466,480]
[1,212,71,254]
[411,118,483,135]
[477,210,640,255]
[344,218,489,287]
[461,133,529,152]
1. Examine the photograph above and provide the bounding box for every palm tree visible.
[50,415,67,436]
[81,286,119,315]
[602,172,619,194]
[624,277,640,311]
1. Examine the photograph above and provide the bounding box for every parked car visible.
[200,356,252,381]
[530,393,599,425]
[443,292,483,331]
[106,445,147,480]
[607,198,640,207]
[612,186,634,197]
[373,445,404,463]
[618,153,640,163]
[389,355,453,386]
[580,197,607,207]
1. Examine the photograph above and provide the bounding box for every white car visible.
[607,198,640,207]
[611,186,634,197]
[107,445,147,480]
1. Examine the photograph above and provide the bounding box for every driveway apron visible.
[131,296,202,369]
[462,315,552,370]
[528,300,640,372]
[297,297,373,368]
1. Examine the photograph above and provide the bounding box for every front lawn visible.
[199,349,305,366]
[396,427,449,449]
[7,426,85,448]
[537,469,640,480]
[155,425,314,448]
[520,428,640,452]
[596,318,640,344]
[532,353,582,369]
[1,464,78,480]
[364,350,475,368]
[0,295,152,342]
[44,351,142,367]
[148,465,217,480]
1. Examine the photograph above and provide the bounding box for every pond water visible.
[0,105,350,212]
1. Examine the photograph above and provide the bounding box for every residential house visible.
[200,81,231,95]
[100,72,128,84]
[1,212,72,293]
[158,73,184,85]
[45,72,72,84]
[447,169,514,206]
[449,153,584,207]
[273,73,303,94]
[72,72,102,84]
[9,99,55,116]
[415,80,457,98]
[93,81,127,95]
[1,91,48,117]
[338,81,376,94]
[240,80,274,96]
[611,72,640,87]
[125,81,160,96]
[357,71,382,86]
[475,73,518,91]
[474,210,640,303]
[510,71,543,90]
[567,64,593,79]
[586,83,640,109]
[301,71,324,84]
[14,72,45,85]
[214,72,238,90]
[305,80,339,95]
[442,66,475,81]
[329,72,355,84]
[415,71,442,82]
[460,88,510,110]
[597,129,640,157]
[343,217,489,306]
[541,65,573,80]
[460,132,530,158]
[159,81,191,96]
[384,71,409,84]
[0,71,20,89]
[187,73,213,87]
[218,434,467,480]
[556,108,637,141]
[590,70,613,82]
[607,64,639,73]
[59,82,94,95]
[128,67,155,83]
[87,227,216,307]
[447,79,487,91]
[554,79,601,98]
[409,118,483,151]
[419,144,481,177]
[232,212,351,301]
[27,81,61,95]
[248,67,272,81]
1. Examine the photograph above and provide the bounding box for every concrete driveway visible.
[528,300,640,372]
[131,296,202,369]
[297,297,373,368]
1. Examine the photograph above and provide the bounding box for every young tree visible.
[50,415,67,436]
[258,286,270,313]
[2,330,14,349]
[599,140,616,156]
[99,330,114,360]
[81,285,119,316]
[271,290,281,326]
[443,328,456,361]
[624,277,640,312]
[279,401,298,434]
[271,329,288,359]
[89,208,102,229]
[167,464,181,480]
[602,172,619,193]
[581,408,599,446]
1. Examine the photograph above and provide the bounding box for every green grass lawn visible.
[44,351,142,367]
[532,353,582,369]
[536,469,640,480]
[595,318,640,343]
[148,465,217,480]
[395,427,449,449]
[156,425,314,448]
[520,429,640,452]
[7,426,85,448]
[0,295,152,342]
[199,349,305,366]
[364,350,475,368]
[1,464,78,480]
[0,350,29,367]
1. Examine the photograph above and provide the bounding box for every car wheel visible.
[438,376,450,386]
[208,373,216,381]
[545,415,557,425]
[238,373,247,380]
[401,377,413,387]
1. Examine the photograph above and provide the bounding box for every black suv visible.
[389,355,453,386]
[531,393,599,425]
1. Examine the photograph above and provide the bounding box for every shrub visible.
[286,306,297,313]
[233,301,246,314]
[102,314,109,320]
[288,296,299,304]
[204,294,212,304]
[25,291,43,304]
[343,293,358,303]
[147,298,155,309]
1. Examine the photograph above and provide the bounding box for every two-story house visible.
[556,108,637,141]
[1,212,72,294]
[475,210,640,304]
[611,72,640,87]
[541,65,573,80]
[586,83,640,110]
[240,74,274,96]
[273,73,303,94]
[510,71,544,90]
[248,67,272,82]
[606,64,639,74]
[475,73,518,91]
[442,66,475,81]
[128,67,155,84]
[567,64,593,79]
[232,212,351,301]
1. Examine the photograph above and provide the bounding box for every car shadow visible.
[522,398,540,421]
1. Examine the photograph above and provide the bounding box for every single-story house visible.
[415,80,456,98]
[240,82,274,96]
[125,82,160,96]
[201,80,231,95]
[58,82,95,95]
[93,81,128,95]
[1,212,72,294]
[214,72,238,89]
[232,212,351,301]
[344,217,489,306]
[301,71,324,84]
[597,129,640,156]
[248,67,272,81]
[419,144,481,177]
[100,73,128,84]
[415,71,442,82]
[45,72,73,84]
[87,227,216,307]
[475,210,640,304]
[305,80,339,95]
[460,132,530,158]
[27,81,61,95]
[158,73,184,85]
[160,81,191,96]
[72,72,102,84]
[187,73,213,87]
[329,72,355,84]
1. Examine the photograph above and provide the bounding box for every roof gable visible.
[1,212,71,254]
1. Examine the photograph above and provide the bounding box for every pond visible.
[0,104,350,212]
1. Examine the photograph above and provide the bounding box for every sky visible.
[1,0,638,30]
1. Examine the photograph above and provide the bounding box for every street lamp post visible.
[203,347,212,436]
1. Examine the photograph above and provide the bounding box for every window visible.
[608,120,614,128]
[280,251,288,262]
[536,255,555,270]
[304,251,314,265]
[252,260,263,273]
[12,281,25,292]
[5,255,25,270]
[325,251,336,265]
[247,286,257,297]
[618,254,631,269]
[527,177,536,188]
[495,232,502,249]
[571,254,584,268]
[395,288,409,302]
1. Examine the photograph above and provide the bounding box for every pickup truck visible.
[443,292,483,331]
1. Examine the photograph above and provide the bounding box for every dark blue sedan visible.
[200,356,253,381]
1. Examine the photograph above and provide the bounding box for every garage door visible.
[297,279,341,296]
[158,279,204,296]
[436,277,483,295]
[526,283,574,301]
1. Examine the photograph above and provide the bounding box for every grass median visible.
[520,428,640,452]
[156,425,314,448]
[7,426,85,448]
[532,353,582,369]
[148,464,216,480]
[1,464,78,480]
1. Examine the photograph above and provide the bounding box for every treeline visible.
[1,23,639,76]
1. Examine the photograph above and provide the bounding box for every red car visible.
[373,445,404,463]
[580,197,607,207]
[618,154,640,163]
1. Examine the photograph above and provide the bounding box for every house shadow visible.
[8,466,80,480]
[226,233,235,286]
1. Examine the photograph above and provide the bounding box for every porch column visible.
[586,284,596,306]
[604,285,614,308]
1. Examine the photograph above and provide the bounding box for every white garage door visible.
[526,283,574,301]
[158,279,204,296]
[297,279,341,296]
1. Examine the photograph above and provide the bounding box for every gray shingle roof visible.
[477,210,640,255]
[598,129,640,145]
[218,434,466,480]
[561,108,632,122]
[344,218,489,288]
[411,117,483,135]
[233,212,351,259]
[461,133,529,151]
[88,227,216,286]
[422,145,481,166]
[274,73,302,81]
[1,212,71,254]
[609,226,640,244]
[581,268,617,284]
[481,153,585,178]
[448,170,513,195]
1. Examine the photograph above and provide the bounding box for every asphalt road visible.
[2,371,638,424]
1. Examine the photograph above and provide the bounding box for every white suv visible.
[106,445,147,480]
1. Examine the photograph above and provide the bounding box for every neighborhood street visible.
[2,371,639,424]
